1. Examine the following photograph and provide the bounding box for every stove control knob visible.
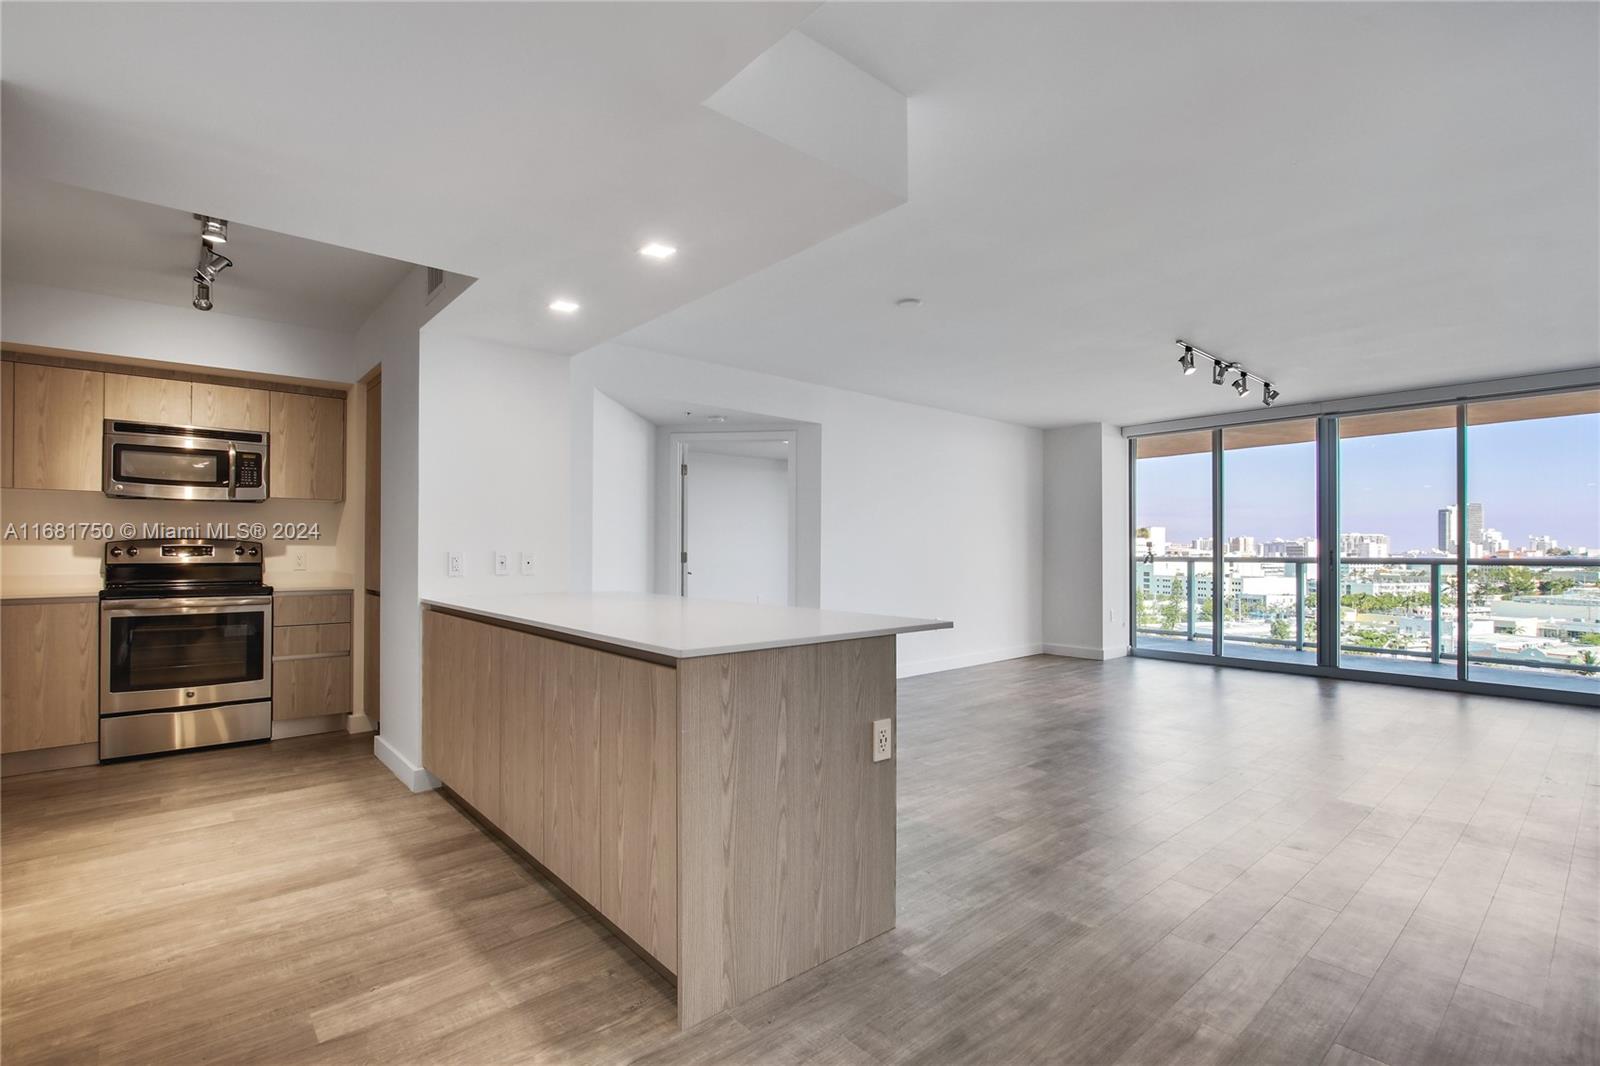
[126,546,139,557]
[235,545,246,556]
[247,546,259,557]
[109,546,123,558]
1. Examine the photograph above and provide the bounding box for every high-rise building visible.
[1529,534,1558,554]
[1341,532,1391,559]
[1438,503,1484,552]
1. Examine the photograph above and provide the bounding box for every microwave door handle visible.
[227,443,238,500]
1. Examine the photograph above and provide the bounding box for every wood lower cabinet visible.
[272,592,353,726]
[104,373,190,423]
[1,601,98,753]
[270,392,345,501]
[12,364,102,491]
[423,609,678,970]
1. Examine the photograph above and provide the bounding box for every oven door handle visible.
[101,596,273,613]
[227,442,238,500]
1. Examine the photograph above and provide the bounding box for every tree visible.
[1269,618,1292,641]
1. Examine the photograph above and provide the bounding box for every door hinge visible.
[681,463,688,476]
[681,551,688,564]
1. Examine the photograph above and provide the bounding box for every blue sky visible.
[1137,414,1600,553]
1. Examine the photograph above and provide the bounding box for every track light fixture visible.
[193,279,213,312]
[1174,340,1282,407]
[196,215,228,244]
[195,247,232,284]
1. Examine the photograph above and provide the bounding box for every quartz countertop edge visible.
[421,592,953,659]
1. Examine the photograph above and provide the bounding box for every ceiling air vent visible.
[425,266,445,300]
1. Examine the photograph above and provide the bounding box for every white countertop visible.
[421,592,952,659]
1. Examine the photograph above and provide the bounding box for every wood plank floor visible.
[3,655,1595,1064]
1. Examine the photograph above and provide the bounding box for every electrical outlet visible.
[292,549,308,572]
[447,551,464,578]
[520,553,535,576]
[872,718,892,763]
[494,551,510,576]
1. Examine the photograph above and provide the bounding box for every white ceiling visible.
[2,3,1594,429]
[623,2,1600,427]
[1,2,898,355]
[1,174,414,332]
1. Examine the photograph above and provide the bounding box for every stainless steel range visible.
[100,538,273,759]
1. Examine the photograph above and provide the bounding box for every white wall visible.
[590,390,656,593]
[683,448,790,605]
[1042,422,1130,659]
[1,281,356,382]
[417,333,570,600]
[572,343,1043,677]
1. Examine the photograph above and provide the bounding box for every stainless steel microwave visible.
[103,420,269,502]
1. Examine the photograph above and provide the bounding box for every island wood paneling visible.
[542,639,601,901]
[12,364,102,491]
[192,382,270,431]
[2,361,13,487]
[270,392,345,501]
[495,626,544,856]
[422,610,501,824]
[676,635,897,1029]
[103,373,190,424]
[599,653,678,971]
[0,602,98,753]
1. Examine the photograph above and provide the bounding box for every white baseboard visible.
[898,643,1044,678]
[1043,642,1130,661]
[346,714,376,735]
[374,734,439,793]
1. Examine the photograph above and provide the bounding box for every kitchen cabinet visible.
[1,601,99,753]
[2,362,13,488]
[270,392,345,501]
[193,382,270,431]
[271,592,353,725]
[12,364,103,491]
[104,373,190,424]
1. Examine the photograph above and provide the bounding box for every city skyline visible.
[1137,415,1600,552]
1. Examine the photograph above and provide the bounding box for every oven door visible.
[100,597,273,714]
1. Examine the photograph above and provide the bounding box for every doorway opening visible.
[675,432,797,606]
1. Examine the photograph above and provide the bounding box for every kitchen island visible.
[419,593,950,1029]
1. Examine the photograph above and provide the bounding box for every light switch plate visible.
[872,718,892,763]
[520,553,535,576]
[447,551,464,578]
[493,551,510,576]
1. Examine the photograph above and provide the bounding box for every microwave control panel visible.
[235,452,263,489]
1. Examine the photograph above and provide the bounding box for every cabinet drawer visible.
[272,656,352,720]
[273,592,352,626]
[273,622,351,657]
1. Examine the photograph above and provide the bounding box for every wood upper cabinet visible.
[1,602,99,753]
[104,373,190,424]
[270,392,345,501]
[12,364,103,491]
[2,362,13,488]
[193,382,270,431]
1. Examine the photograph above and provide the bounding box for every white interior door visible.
[681,441,791,605]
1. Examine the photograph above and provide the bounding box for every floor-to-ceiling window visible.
[1336,407,1460,679]
[1462,390,1600,693]
[1132,430,1213,653]
[1221,420,1318,665]
[1128,382,1599,704]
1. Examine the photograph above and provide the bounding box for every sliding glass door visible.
[1128,385,1599,703]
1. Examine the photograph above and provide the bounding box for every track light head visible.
[1178,346,1196,375]
[196,215,228,244]
[195,247,233,283]
[1233,371,1250,397]
[1212,361,1230,386]
[1262,383,1279,407]
[193,279,213,311]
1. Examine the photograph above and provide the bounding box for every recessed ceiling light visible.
[706,415,727,424]
[639,241,677,260]
[895,297,922,308]
[548,298,580,314]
